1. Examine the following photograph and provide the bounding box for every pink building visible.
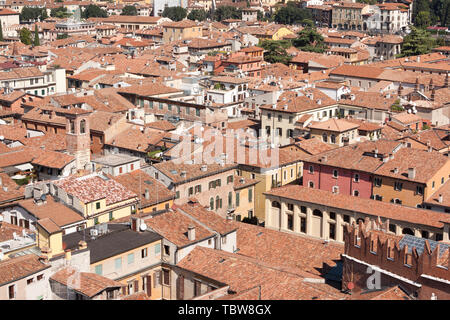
[302,140,403,198]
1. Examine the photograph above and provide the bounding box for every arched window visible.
[402,228,414,235]
[330,134,336,144]
[210,197,214,210]
[215,196,220,210]
[80,119,86,134]
[322,133,327,143]
[309,181,314,188]
[271,201,281,209]
[69,120,75,134]
[313,209,322,217]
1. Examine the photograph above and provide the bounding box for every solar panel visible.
[399,234,449,257]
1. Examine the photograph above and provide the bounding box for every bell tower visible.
[65,108,92,170]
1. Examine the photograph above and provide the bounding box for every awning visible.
[14,163,33,171]
[11,174,26,180]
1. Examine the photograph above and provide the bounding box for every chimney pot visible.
[187,225,195,241]
[438,194,443,203]
[408,167,416,179]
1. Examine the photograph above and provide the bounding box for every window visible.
[287,203,294,211]
[300,206,307,214]
[333,170,338,178]
[228,192,232,208]
[127,253,134,264]
[37,274,43,281]
[329,223,336,240]
[175,191,180,199]
[227,175,233,184]
[432,181,435,189]
[96,202,100,210]
[271,201,281,208]
[287,214,293,231]
[268,113,271,120]
[330,212,336,220]
[330,134,336,144]
[164,245,170,255]
[162,269,170,285]
[394,181,403,191]
[194,185,201,194]
[109,212,113,221]
[210,197,214,209]
[8,285,15,299]
[375,195,383,201]
[27,278,34,285]
[196,109,200,117]
[353,190,359,197]
[236,192,240,207]
[343,215,350,223]
[159,102,163,110]
[94,217,99,225]
[374,177,382,187]
[421,230,429,239]
[416,186,423,195]
[322,133,328,143]
[332,186,339,194]
[300,217,306,233]
[141,248,148,258]
[354,174,359,182]
[278,115,282,122]
[154,243,160,255]
[95,264,103,275]
[248,188,252,202]
[188,187,194,197]
[309,165,314,174]
[78,118,87,134]
[309,181,314,188]
[115,258,122,270]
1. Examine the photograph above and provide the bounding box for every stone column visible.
[293,204,300,234]
[306,207,312,237]
[336,213,344,243]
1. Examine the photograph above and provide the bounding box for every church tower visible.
[65,108,91,170]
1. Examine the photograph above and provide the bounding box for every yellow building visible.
[236,147,304,223]
[52,173,139,227]
[372,148,450,208]
[162,19,202,43]
[231,176,258,221]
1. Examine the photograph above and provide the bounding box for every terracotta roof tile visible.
[0,254,49,286]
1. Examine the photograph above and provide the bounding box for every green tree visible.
[81,4,108,18]
[415,10,431,28]
[213,6,242,21]
[0,24,3,42]
[399,27,437,57]
[33,25,40,46]
[430,0,450,26]
[413,0,430,23]
[121,5,137,16]
[19,28,32,45]
[162,6,187,21]
[260,40,292,65]
[19,7,47,22]
[56,33,69,40]
[50,7,72,18]
[273,3,312,25]
[292,27,327,53]
[187,9,207,21]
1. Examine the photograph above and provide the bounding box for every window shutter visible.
[146,275,152,297]
[134,280,139,292]
[176,275,184,300]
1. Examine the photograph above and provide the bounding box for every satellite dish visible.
[140,224,147,231]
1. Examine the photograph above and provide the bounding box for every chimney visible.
[144,188,150,200]
[187,225,195,241]
[200,165,207,172]
[78,240,87,250]
[438,194,443,203]
[429,78,434,91]
[408,167,416,179]
[415,77,419,91]
[445,73,449,88]
[431,88,435,101]
[393,167,399,174]
[65,249,72,263]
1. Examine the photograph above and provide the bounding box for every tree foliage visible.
[56,33,69,40]
[398,27,437,57]
[292,27,327,53]
[19,28,32,45]
[162,6,187,21]
[50,7,72,18]
[19,7,48,22]
[121,5,137,16]
[213,6,242,21]
[187,9,208,21]
[273,2,312,25]
[415,11,431,28]
[413,0,450,27]
[260,40,292,65]
[81,4,108,19]
[33,25,40,46]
